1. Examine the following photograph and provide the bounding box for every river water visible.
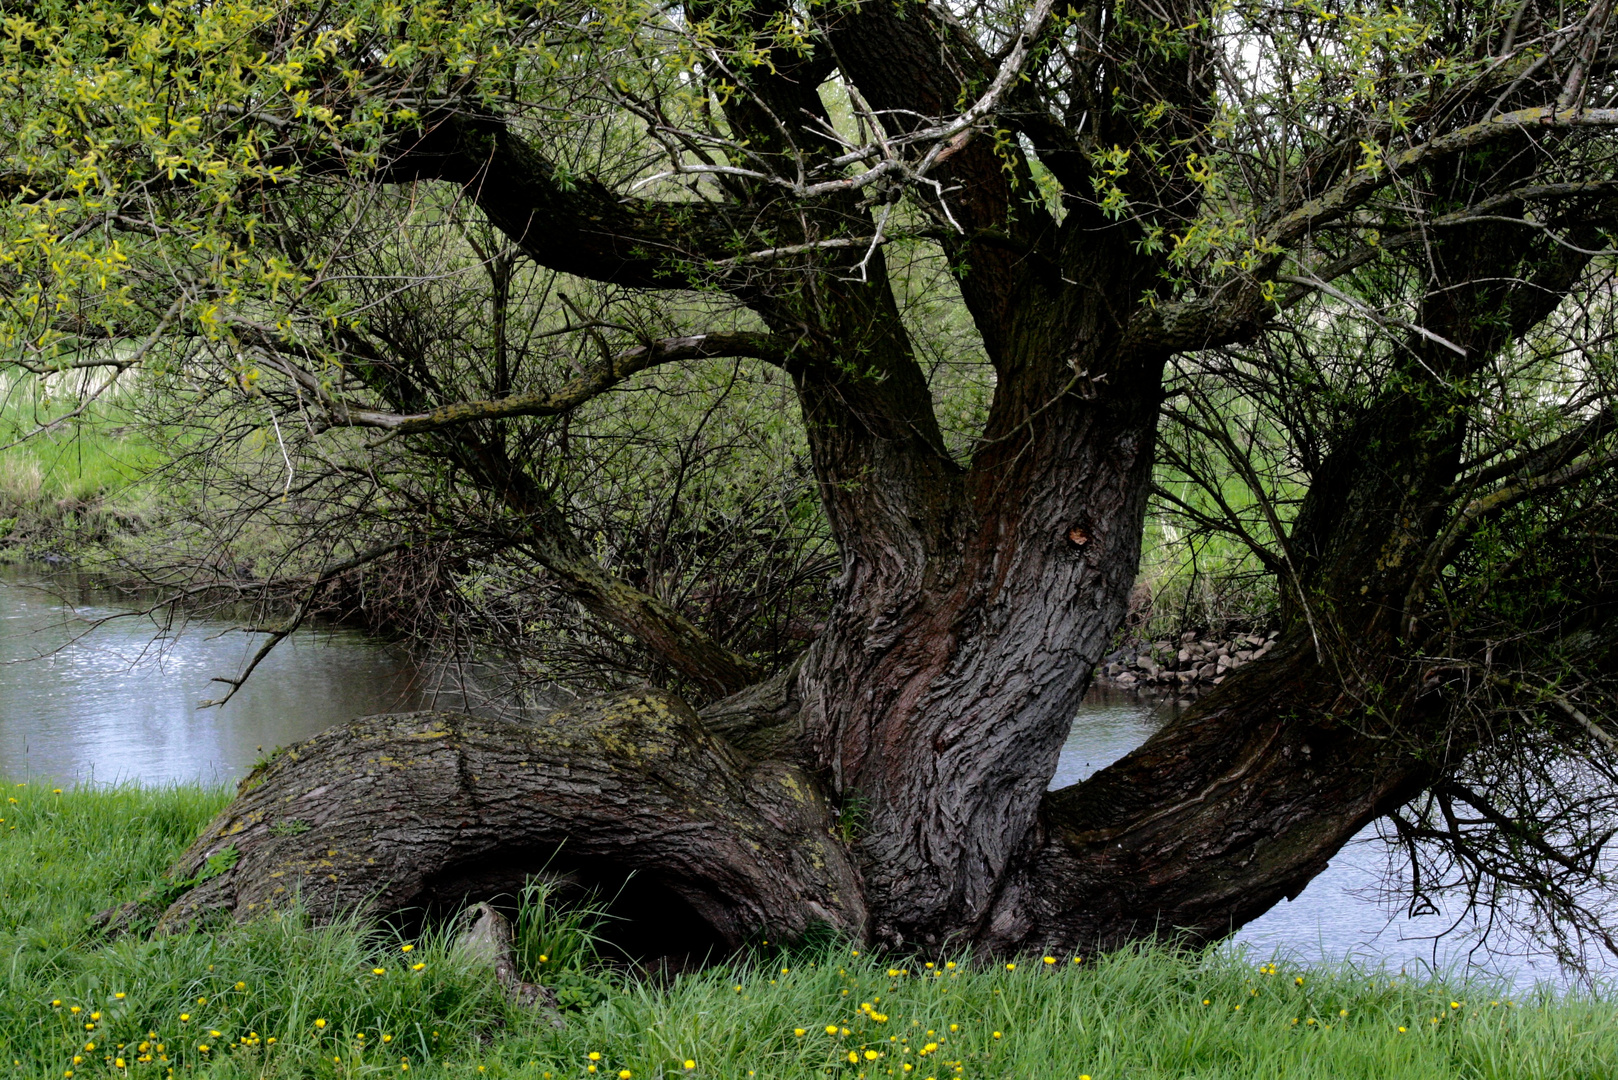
[0,572,1593,986]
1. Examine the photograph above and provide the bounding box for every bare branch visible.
[318,331,803,435]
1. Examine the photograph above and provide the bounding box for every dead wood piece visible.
[454,902,560,1014]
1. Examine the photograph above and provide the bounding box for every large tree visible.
[6,0,1618,960]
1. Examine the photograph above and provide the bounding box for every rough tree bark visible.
[128,0,1618,960]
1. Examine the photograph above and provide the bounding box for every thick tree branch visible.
[390,113,756,293]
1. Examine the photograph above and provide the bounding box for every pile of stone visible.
[1097,629,1280,692]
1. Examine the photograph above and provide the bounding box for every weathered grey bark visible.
[159,691,863,956]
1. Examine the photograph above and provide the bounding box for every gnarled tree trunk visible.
[130,0,1618,963]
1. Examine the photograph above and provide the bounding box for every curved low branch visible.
[145,691,866,948]
[982,634,1434,954]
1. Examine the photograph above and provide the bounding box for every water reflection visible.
[0,571,439,786]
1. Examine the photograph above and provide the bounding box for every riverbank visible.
[2,784,1613,1079]
[0,393,163,566]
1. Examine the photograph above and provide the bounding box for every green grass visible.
[0,389,165,554]
[2,783,1616,1079]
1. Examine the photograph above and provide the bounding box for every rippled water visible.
[0,572,1595,985]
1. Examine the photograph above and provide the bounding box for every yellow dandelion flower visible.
[864,1051,879,1061]
[825,1025,839,1035]
[373,968,387,975]
[382,1035,393,1044]
[412,962,426,971]
[1004,963,1015,971]
[314,1019,327,1029]
[178,1015,188,1023]
[1339,1009,1348,1017]
[683,1061,695,1071]
[589,1052,602,1062]
[401,944,414,952]
[619,1071,632,1079]
[794,1029,806,1037]
[114,993,125,1000]
[1450,1002,1461,1010]
[992,1032,1002,1040]
[70,1007,81,1015]
[1398,1026,1407,1033]
[234,982,245,991]
[1042,957,1055,965]
[1295,977,1304,986]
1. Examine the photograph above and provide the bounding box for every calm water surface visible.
[0,571,441,786]
[0,573,1595,985]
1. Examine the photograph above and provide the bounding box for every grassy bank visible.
[0,386,163,559]
[2,785,1615,1078]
